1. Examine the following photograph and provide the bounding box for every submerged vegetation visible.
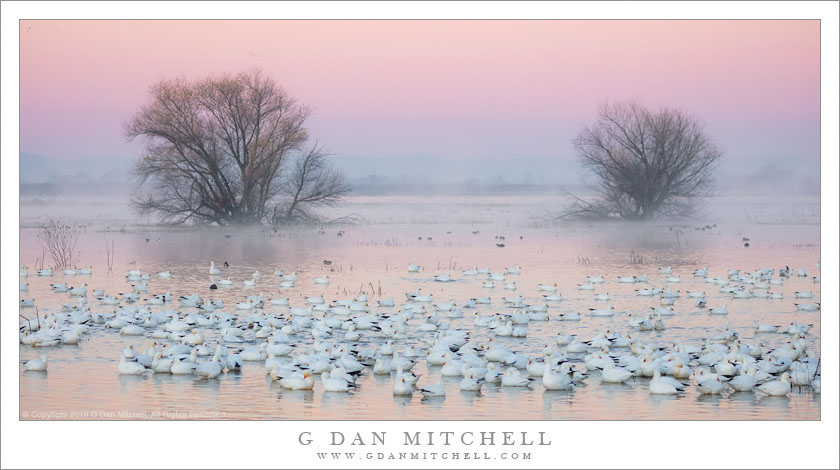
[37,217,80,269]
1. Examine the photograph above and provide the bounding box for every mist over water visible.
[19,150,821,199]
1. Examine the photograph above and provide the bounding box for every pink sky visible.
[20,20,819,168]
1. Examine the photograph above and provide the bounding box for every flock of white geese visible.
[20,260,821,400]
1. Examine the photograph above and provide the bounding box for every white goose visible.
[419,381,446,398]
[171,350,198,375]
[194,354,223,379]
[243,272,258,287]
[649,369,678,395]
[729,370,757,392]
[599,362,632,383]
[209,261,221,275]
[542,365,574,391]
[696,375,726,395]
[278,371,315,390]
[393,372,414,396]
[501,367,531,387]
[322,372,353,392]
[589,307,615,317]
[709,304,729,315]
[558,311,581,321]
[151,353,174,373]
[118,356,147,375]
[459,373,484,391]
[756,372,791,396]
[23,355,48,371]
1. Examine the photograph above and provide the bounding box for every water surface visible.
[19,194,821,420]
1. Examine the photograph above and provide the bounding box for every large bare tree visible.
[126,69,349,225]
[571,101,722,219]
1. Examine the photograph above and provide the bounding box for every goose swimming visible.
[120,325,145,336]
[393,372,414,396]
[193,354,223,379]
[23,355,48,371]
[322,372,353,392]
[419,381,446,398]
[209,261,221,275]
[589,307,615,317]
[649,370,678,395]
[171,350,198,375]
[278,371,315,390]
[709,305,729,315]
[459,372,484,391]
[50,282,69,292]
[542,364,574,390]
[756,372,791,396]
[558,311,582,322]
[598,362,632,383]
[501,367,532,387]
[118,356,147,375]
[753,322,779,333]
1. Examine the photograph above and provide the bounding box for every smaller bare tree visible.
[570,101,722,219]
[37,218,80,269]
[274,144,351,223]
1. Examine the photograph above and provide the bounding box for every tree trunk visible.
[285,201,297,220]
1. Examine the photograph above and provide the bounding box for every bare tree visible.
[273,144,351,222]
[571,101,722,219]
[37,218,79,269]
[125,69,349,225]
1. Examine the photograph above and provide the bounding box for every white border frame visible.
[2,2,837,469]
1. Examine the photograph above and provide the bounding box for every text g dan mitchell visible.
[298,431,552,447]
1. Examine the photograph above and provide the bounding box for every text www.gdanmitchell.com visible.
[316,451,532,461]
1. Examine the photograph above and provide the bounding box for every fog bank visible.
[20,152,820,197]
